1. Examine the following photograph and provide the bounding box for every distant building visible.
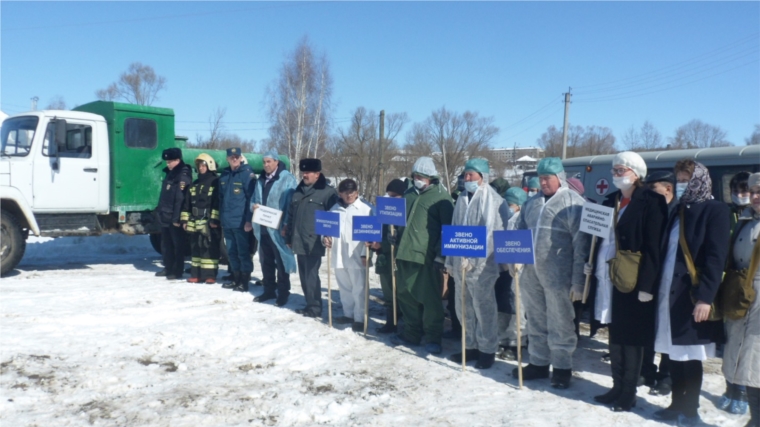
[489,146,545,163]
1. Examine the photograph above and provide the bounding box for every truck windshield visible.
[1,116,38,157]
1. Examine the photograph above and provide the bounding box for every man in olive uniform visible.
[391,157,454,354]
[285,158,339,318]
[155,147,192,280]
[218,147,256,292]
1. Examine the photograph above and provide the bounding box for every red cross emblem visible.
[595,178,609,195]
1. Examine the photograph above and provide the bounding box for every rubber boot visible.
[595,344,625,404]
[613,345,643,412]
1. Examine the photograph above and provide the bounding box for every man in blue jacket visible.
[251,150,297,307]
[218,147,256,292]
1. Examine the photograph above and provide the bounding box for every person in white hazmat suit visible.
[497,187,529,361]
[322,179,373,332]
[512,157,591,389]
[445,158,511,369]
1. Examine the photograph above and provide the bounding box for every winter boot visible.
[513,363,550,380]
[205,278,216,285]
[222,272,239,289]
[233,272,250,292]
[376,308,397,334]
[613,345,643,412]
[651,376,673,396]
[449,349,480,364]
[476,352,496,370]
[551,368,573,389]
[155,269,168,277]
[730,387,749,415]
[187,277,200,283]
[351,322,365,332]
[595,344,624,404]
[221,272,234,281]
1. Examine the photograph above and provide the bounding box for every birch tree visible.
[265,37,333,175]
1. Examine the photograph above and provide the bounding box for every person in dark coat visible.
[652,159,730,426]
[180,153,222,284]
[589,152,668,412]
[641,170,680,395]
[285,158,339,318]
[155,148,192,280]
[218,147,256,292]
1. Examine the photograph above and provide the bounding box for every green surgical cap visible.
[464,158,490,176]
[528,177,540,189]
[537,157,564,176]
[505,187,528,206]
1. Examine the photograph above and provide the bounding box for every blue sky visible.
[2,1,758,149]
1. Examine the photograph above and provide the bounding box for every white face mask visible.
[414,179,427,190]
[612,176,634,191]
[464,181,480,193]
[676,183,688,199]
[732,194,750,206]
[528,190,537,197]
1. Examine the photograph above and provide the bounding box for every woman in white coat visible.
[323,179,373,332]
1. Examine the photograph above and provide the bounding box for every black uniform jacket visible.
[286,173,338,257]
[157,162,192,227]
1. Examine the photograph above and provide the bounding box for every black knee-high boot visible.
[594,344,624,404]
[613,345,644,412]
[681,360,703,418]
[668,359,687,412]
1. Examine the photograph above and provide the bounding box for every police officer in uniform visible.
[155,147,192,280]
[181,153,222,284]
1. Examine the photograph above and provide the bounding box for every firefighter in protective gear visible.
[181,153,222,283]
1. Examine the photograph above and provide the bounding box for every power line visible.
[573,32,759,91]
[501,105,565,142]
[501,95,563,130]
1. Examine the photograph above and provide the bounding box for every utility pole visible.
[31,97,39,111]
[561,88,572,159]
[377,110,385,199]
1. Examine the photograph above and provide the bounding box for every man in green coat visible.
[390,157,454,354]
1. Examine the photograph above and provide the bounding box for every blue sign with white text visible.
[315,210,341,238]
[352,216,382,242]
[493,230,535,264]
[376,196,407,227]
[441,226,488,258]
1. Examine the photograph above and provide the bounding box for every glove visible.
[583,262,593,276]
[434,261,447,274]
[569,283,585,302]
[462,258,473,272]
[638,291,653,302]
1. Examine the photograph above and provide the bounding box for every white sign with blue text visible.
[375,196,407,227]
[352,216,382,242]
[493,230,535,264]
[441,226,487,258]
[315,210,341,238]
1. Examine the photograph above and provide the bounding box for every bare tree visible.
[95,62,167,106]
[265,36,333,175]
[323,107,408,199]
[193,107,256,152]
[46,95,67,110]
[537,125,617,158]
[746,124,760,145]
[403,107,499,190]
[669,119,732,149]
[622,121,663,152]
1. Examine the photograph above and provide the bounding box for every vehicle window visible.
[124,118,157,149]
[0,116,38,157]
[43,122,93,159]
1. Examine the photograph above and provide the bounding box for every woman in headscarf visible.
[652,159,730,427]
[721,172,760,426]
[589,152,668,412]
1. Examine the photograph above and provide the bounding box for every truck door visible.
[32,119,103,211]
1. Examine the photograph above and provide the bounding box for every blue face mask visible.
[464,181,480,193]
[676,183,688,200]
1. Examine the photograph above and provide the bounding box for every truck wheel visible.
[1,211,26,276]
[149,233,162,255]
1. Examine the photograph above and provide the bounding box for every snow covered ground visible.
[0,235,750,427]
